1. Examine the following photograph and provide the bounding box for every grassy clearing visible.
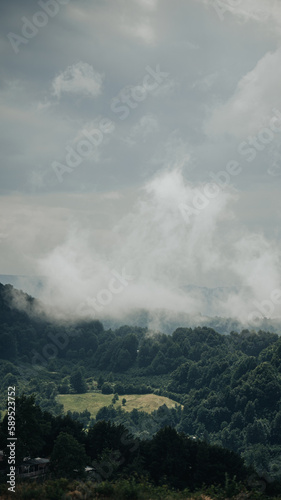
[56,392,180,417]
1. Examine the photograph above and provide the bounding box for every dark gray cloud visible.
[1,0,281,321]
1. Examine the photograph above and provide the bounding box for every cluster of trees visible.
[93,402,183,441]
[1,283,281,483]
[0,395,252,493]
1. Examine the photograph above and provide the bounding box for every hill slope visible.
[1,282,281,482]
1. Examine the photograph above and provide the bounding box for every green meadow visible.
[57,392,180,417]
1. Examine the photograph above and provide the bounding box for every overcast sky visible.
[1,0,281,322]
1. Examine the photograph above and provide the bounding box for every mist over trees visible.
[1,283,281,495]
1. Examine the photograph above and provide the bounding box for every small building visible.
[17,457,50,480]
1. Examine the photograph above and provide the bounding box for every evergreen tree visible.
[70,369,87,394]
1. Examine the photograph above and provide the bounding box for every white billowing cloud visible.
[219,232,281,320]
[231,233,280,296]
[52,62,103,99]
[26,167,281,323]
[204,47,281,138]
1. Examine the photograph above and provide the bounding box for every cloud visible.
[52,62,103,99]
[17,167,279,323]
[204,47,281,138]
[1,0,281,330]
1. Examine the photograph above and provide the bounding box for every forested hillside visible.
[1,283,281,494]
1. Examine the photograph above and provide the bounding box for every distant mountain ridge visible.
[101,307,281,335]
[0,275,45,297]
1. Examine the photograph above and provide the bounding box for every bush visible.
[94,481,114,496]
[45,478,69,500]
[58,384,69,394]
[115,479,142,499]
[101,382,113,394]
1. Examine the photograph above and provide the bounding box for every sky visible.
[1,0,281,323]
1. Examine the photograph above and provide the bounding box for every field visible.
[56,392,180,417]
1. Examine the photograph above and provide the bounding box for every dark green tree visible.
[50,431,88,478]
[85,420,136,464]
[97,375,104,389]
[70,369,87,394]
[1,394,50,465]
[101,382,113,394]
